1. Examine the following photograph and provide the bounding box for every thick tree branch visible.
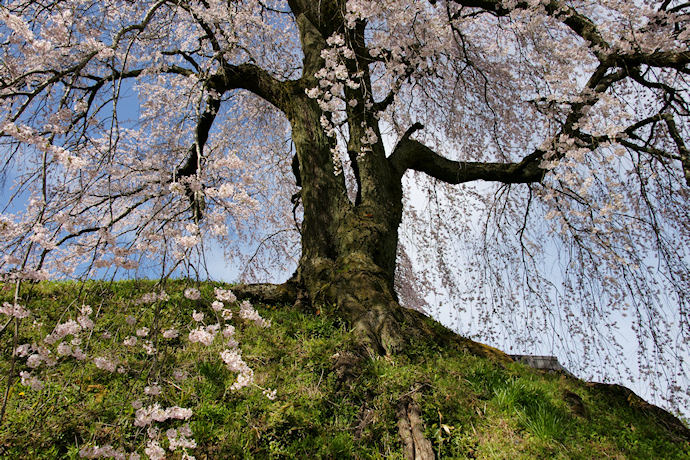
[628,68,688,112]
[389,130,544,185]
[396,396,435,460]
[110,0,168,49]
[287,0,342,38]
[211,63,291,113]
[372,64,417,114]
[451,0,610,58]
[615,51,690,71]
[175,95,222,221]
[453,0,689,73]
[662,114,690,185]
[572,112,690,185]
[288,2,329,80]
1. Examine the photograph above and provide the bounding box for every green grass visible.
[0,279,688,459]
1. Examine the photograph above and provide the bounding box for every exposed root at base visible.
[230,281,299,305]
[396,396,435,460]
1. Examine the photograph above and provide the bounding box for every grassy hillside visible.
[0,280,688,459]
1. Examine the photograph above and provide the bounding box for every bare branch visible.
[389,131,544,184]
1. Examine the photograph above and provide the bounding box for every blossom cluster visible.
[138,291,170,304]
[133,404,193,427]
[185,289,274,392]
[1,122,89,170]
[214,287,237,303]
[17,304,96,387]
[0,302,31,318]
[7,282,277,458]
[19,370,44,391]
[304,32,377,174]
[78,444,133,460]
[239,300,271,328]
[220,348,254,390]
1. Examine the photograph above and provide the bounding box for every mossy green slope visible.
[0,280,688,459]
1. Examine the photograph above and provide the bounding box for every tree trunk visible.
[283,101,407,354]
[228,73,511,457]
[275,95,511,361]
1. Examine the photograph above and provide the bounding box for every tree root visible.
[230,281,299,305]
[396,396,435,460]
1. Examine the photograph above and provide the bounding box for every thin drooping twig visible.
[0,281,23,425]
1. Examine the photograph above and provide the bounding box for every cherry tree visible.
[1,0,689,417]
